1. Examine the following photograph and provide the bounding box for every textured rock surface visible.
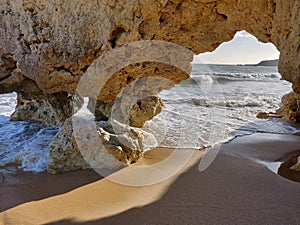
[129,96,163,127]
[47,118,90,173]
[277,92,300,122]
[10,92,79,126]
[89,95,163,128]
[0,0,299,171]
[278,155,300,182]
[48,118,154,173]
[290,156,300,172]
[1,0,299,99]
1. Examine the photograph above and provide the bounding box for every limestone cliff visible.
[0,0,299,172]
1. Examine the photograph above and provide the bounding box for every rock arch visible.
[0,0,299,172]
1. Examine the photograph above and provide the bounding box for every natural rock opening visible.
[0,92,17,116]
[48,62,189,173]
[194,30,287,119]
[0,0,299,173]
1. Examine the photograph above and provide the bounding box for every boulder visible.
[47,118,156,173]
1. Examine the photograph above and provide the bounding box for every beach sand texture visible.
[1,133,300,225]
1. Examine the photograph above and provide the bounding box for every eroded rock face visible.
[277,92,300,122]
[48,118,90,173]
[290,156,300,172]
[278,155,300,182]
[129,96,163,128]
[0,0,299,172]
[89,95,163,128]
[1,1,299,98]
[48,118,155,173]
[10,92,78,126]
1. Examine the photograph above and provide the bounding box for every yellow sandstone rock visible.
[0,0,299,172]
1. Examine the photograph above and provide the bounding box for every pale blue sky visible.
[193,31,280,65]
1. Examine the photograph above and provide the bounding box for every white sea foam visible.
[144,65,298,149]
[0,93,58,172]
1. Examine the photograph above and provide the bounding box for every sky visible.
[193,31,280,65]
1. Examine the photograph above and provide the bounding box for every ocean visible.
[0,64,298,172]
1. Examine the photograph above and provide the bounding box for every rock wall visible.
[1,0,299,97]
[0,0,299,172]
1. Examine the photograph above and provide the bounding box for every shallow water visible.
[144,64,297,149]
[0,64,299,172]
[0,93,58,172]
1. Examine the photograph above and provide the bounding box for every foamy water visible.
[143,64,298,148]
[0,93,58,172]
[0,64,299,172]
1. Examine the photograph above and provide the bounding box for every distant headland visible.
[238,59,279,67]
[256,59,279,66]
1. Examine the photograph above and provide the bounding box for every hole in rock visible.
[0,31,298,175]
[0,92,17,116]
[0,92,58,173]
[142,31,297,155]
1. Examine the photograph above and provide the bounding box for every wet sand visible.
[1,133,300,225]
[0,165,102,212]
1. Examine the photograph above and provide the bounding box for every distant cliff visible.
[256,59,279,67]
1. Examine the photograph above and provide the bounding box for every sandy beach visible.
[1,133,300,225]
